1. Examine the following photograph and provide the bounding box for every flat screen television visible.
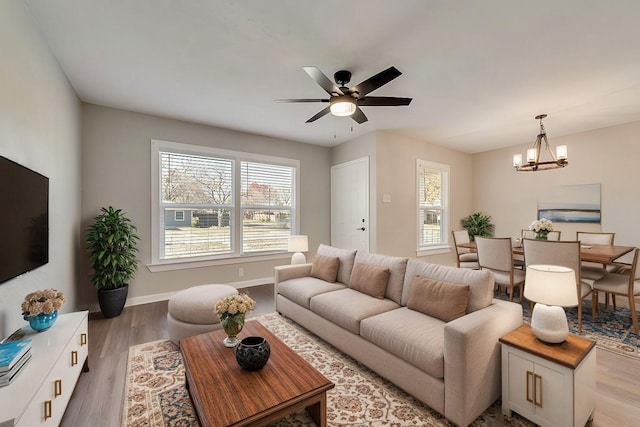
[0,155,49,284]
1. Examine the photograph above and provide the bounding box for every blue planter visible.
[26,311,58,332]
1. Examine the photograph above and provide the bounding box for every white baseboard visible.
[81,277,273,313]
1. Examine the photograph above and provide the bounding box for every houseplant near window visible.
[85,206,140,318]
[461,212,494,241]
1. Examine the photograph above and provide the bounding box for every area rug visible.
[495,292,640,359]
[122,313,533,427]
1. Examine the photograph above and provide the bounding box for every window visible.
[151,139,298,265]
[417,159,449,252]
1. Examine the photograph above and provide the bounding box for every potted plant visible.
[85,206,140,318]
[461,212,494,241]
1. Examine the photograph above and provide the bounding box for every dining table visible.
[457,241,635,264]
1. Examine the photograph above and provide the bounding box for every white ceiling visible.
[24,0,640,153]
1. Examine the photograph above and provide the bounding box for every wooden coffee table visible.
[180,320,334,427]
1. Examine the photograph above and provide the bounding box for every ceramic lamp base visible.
[291,252,306,264]
[530,303,569,343]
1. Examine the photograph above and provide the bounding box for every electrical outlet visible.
[239,267,244,277]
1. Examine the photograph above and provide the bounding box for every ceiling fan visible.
[276,66,412,124]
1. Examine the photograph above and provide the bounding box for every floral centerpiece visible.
[529,218,554,240]
[21,288,65,331]
[214,293,256,347]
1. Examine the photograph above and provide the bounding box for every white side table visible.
[500,324,596,427]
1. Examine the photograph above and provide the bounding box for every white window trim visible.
[174,210,185,221]
[416,159,450,255]
[150,139,300,269]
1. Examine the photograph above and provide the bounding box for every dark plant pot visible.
[235,336,270,371]
[98,285,128,318]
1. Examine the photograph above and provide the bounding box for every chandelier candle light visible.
[513,114,568,172]
[524,265,578,343]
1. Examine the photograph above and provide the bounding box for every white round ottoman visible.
[167,284,238,344]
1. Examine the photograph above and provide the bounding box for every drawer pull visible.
[54,379,62,397]
[71,350,78,366]
[44,400,52,420]
[525,370,533,403]
[534,373,543,408]
[80,333,87,346]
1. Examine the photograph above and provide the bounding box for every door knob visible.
[356,227,366,231]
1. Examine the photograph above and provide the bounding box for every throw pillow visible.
[349,263,391,299]
[310,254,340,283]
[407,276,470,322]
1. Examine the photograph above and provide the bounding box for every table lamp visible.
[523,264,578,343]
[288,235,308,264]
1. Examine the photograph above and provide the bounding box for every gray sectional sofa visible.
[274,244,523,427]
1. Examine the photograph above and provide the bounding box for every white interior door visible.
[331,157,369,251]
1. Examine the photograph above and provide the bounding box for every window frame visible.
[416,159,450,256]
[150,139,299,269]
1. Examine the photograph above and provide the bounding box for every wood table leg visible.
[306,393,327,427]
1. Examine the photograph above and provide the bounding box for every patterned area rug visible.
[123,313,533,427]
[495,292,640,359]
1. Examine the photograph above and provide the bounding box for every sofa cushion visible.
[310,288,400,334]
[349,263,390,299]
[278,277,346,309]
[402,259,494,313]
[317,244,357,285]
[353,252,409,304]
[310,254,340,283]
[361,307,446,378]
[407,276,470,322]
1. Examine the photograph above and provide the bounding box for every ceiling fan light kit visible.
[329,95,357,116]
[277,66,412,124]
[513,114,568,172]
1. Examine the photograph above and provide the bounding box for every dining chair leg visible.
[613,294,617,310]
[629,294,639,334]
[509,284,514,302]
[591,292,597,321]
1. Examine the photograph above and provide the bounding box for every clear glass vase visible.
[535,231,549,240]
[220,313,245,347]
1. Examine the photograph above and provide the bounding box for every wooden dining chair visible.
[451,230,479,269]
[592,248,640,334]
[577,231,616,307]
[476,237,525,301]
[523,238,595,333]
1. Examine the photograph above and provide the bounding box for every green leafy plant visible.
[461,212,495,241]
[85,206,140,290]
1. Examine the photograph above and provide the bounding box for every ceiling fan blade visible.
[358,96,412,106]
[303,66,344,96]
[306,106,331,123]
[349,66,402,98]
[351,107,368,124]
[275,99,329,103]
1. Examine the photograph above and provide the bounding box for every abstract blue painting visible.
[537,183,601,223]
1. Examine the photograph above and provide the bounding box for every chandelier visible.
[513,114,568,172]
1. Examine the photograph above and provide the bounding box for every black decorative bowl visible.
[235,336,270,370]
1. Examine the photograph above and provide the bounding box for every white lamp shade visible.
[513,154,523,167]
[524,264,578,307]
[556,145,568,160]
[526,148,537,163]
[287,235,308,252]
[329,96,357,116]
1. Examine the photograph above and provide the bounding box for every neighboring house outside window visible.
[416,159,449,255]
[151,139,299,265]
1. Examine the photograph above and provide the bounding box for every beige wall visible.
[79,104,331,308]
[0,1,82,336]
[376,132,474,264]
[331,130,474,264]
[472,120,640,251]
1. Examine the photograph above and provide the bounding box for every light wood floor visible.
[61,285,640,427]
